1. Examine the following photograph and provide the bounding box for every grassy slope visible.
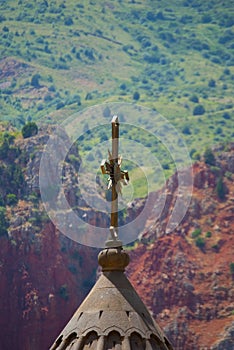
[0,0,233,196]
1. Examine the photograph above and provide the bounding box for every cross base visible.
[105,239,123,248]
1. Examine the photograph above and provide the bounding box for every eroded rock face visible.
[0,219,99,350]
[0,126,102,350]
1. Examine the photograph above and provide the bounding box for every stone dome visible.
[49,247,173,350]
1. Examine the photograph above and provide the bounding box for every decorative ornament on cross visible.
[100,116,129,247]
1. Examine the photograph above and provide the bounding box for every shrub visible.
[0,15,6,23]
[0,140,9,159]
[146,11,157,21]
[201,14,212,23]
[215,127,223,135]
[182,125,191,135]
[133,91,140,101]
[193,104,205,115]
[48,85,56,92]
[84,48,95,60]
[85,93,93,100]
[222,112,230,119]
[64,17,73,26]
[191,228,202,238]
[210,166,221,176]
[6,194,17,206]
[189,94,199,103]
[225,171,232,180]
[193,152,201,161]
[22,122,38,138]
[58,284,69,300]
[68,265,77,274]
[31,74,41,88]
[2,26,9,32]
[56,101,65,110]
[230,262,234,275]
[223,68,230,75]
[204,148,216,166]
[208,79,216,88]
[0,206,9,237]
[103,106,111,118]
[216,177,226,200]
[212,244,219,252]
[195,237,205,250]
[206,231,212,238]
[0,195,4,206]
[120,83,126,90]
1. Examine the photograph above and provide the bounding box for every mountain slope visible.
[0,0,233,157]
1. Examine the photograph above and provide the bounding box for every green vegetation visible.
[0,0,233,198]
[31,74,41,88]
[191,228,207,251]
[0,131,25,203]
[195,236,206,251]
[6,193,17,206]
[212,243,220,252]
[0,206,9,237]
[230,262,234,275]
[58,284,69,301]
[215,177,226,200]
[191,228,202,238]
[204,148,216,166]
[206,231,212,238]
[193,105,205,116]
[21,122,38,138]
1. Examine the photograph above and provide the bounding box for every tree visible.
[21,122,38,138]
[195,236,205,251]
[0,139,9,160]
[64,17,73,26]
[31,74,41,88]
[6,194,17,206]
[189,94,199,103]
[230,262,234,276]
[201,14,212,23]
[182,125,191,135]
[204,148,216,166]
[216,177,226,200]
[223,112,230,119]
[103,106,111,118]
[193,104,205,115]
[208,79,216,88]
[59,284,69,300]
[0,207,9,237]
[133,91,140,101]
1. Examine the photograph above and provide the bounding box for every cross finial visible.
[100,116,129,248]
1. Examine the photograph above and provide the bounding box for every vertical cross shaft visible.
[100,115,129,247]
[111,116,119,230]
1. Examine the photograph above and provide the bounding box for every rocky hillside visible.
[0,125,101,349]
[0,126,233,349]
[127,144,234,349]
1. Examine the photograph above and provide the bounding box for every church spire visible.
[49,116,174,350]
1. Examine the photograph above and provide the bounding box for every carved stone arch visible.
[82,331,99,349]
[105,330,122,349]
[51,332,77,350]
[129,332,145,349]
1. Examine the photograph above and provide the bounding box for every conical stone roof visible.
[50,247,173,350]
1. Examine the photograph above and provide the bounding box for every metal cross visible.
[100,116,129,247]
